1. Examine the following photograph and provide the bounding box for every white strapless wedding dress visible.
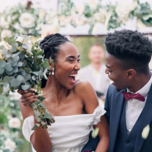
[22,104,105,152]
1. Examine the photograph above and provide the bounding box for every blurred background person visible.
[77,44,110,101]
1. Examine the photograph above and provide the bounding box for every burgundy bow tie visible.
[122,91,145,102]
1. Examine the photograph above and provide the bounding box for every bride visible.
[18,33,109,152]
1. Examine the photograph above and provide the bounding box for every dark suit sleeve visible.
[104,85,112,125]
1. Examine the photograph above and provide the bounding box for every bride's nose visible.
[74,62,80,70]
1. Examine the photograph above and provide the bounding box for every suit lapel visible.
[134,84,152,152]
[110,89,126,152]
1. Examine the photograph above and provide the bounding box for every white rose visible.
[45,10,57,24]
[74,15,88,26]
[1,30,12,39]
[93,9,107,23]
[19,13,35,28]
[0,16,9,28]
[59,15,71,27]
[5,138,16,152]
[9,117,21,128]
[75,5,84,15]
[142,124,150,139]
[41,23,60,38]
[116,1,137,23]
[39,10,45,21]
[16,36,32,51]
[0,41,12,60]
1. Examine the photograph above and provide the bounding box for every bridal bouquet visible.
[0,34,54,130]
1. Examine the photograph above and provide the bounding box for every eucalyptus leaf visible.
[0,68,5,75]
[22,44,28,50]
[17,75,24,83]
[32,71,39,76]
[21,84,30,90]
[21,70,26,76]
[0,60,6,68]
[7,57,14,63]
[3,83,9,93]
[12,61,18,66]
[19,52,25,59]
[13,67,18,73]
[11,79,21,87]
[25,74,31,81]
[0,86,3,94]
[31,123,40,130]
[3,76,11,82]
[18,62,23,67]
[6,70,14,75]
[44,113,53,120]
[32,75,36,80]
[12,54,19,62]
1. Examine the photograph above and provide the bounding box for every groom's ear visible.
[126,69,136,80]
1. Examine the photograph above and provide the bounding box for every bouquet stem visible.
[30,96,55,130]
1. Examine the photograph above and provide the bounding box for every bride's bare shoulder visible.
[73,80,95,96]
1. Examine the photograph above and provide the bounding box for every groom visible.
[82,30,152,152]
[104,30,152,152]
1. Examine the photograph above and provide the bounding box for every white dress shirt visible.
[92,64,105,92]
[126,75,152,133]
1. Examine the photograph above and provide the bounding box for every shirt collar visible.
[127,75,152,97]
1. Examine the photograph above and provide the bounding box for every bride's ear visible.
[47,59,55,69]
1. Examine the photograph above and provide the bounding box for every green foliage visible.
[131,1,152,26]
[0,35,54,130]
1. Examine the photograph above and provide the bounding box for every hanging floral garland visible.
[0,0,152,38]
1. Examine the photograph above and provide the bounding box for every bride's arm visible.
[75,81,109,152]
[18,91,52,152]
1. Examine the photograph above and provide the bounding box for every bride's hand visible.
[18,89,38,106]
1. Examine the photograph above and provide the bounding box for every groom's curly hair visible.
[105,30,152,73]
[40,33,70,61]
[40,33,70,88]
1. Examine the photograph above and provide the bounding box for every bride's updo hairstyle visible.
[40,33,70,88]
[40,33,70,61]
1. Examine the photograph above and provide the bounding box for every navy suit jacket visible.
[105,84,152,152]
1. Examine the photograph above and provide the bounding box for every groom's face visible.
[105,52,130,91]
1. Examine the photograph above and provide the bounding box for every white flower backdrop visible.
[0,0,152,38]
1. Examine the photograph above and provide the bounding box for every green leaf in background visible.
[11,79,21,87]
[21,84,30,90]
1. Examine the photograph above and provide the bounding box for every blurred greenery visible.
[72,36,106,68]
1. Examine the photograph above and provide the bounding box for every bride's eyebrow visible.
[66,55,80,59]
